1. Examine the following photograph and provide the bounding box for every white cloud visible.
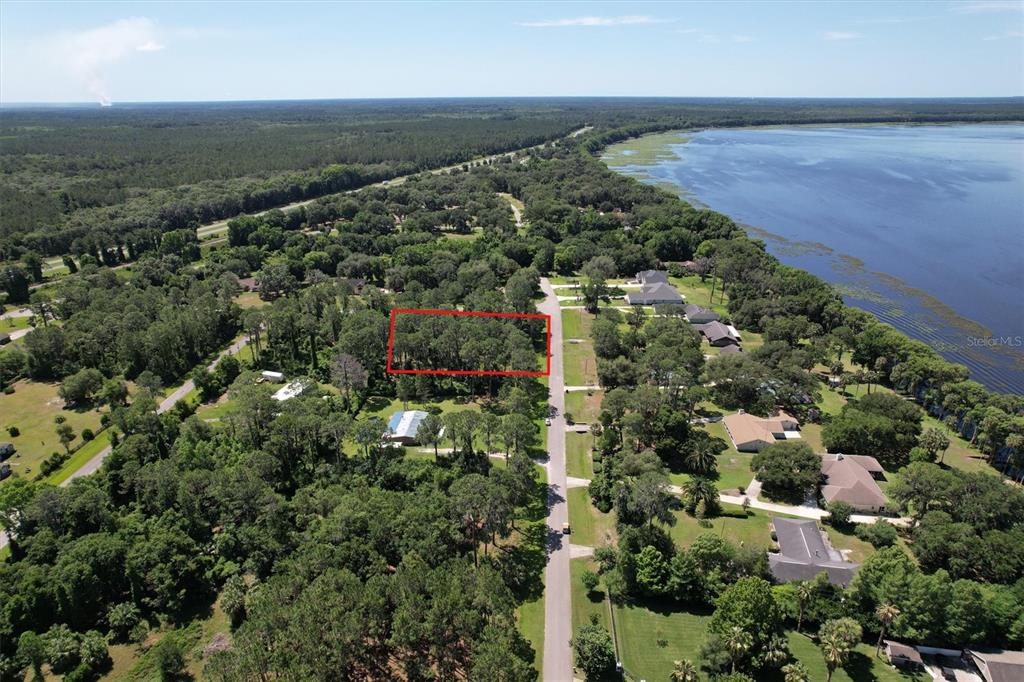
[51,17,164,104]
[519,15,664,28]
[950,1,1024,13]
[983,29,1024,39]
[824,31,862,40]
[732,34,754,43]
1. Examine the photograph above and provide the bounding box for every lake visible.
[604,124,1024,394]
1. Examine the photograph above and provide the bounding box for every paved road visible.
[539,278,573,682]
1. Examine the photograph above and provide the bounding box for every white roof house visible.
[387,410,433,443]
[273,380,309,402]
[261,370,285,383]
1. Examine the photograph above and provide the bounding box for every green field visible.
[561,309,594,340]
[566,432,595,479]
[568,487,617,548]
[0,379,107,482]
[563,341,598,386]
[565,390,602,424]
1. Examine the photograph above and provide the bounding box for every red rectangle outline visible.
[386,308,551,377]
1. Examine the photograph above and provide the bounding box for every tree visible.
[330,351,368,398]
[782,662,810,682]
[708,577,781,659]
[56,422,76,453]
[58,367,105,406]
[874,604,900,658]
[818,618,862,682]
[685,433,719,475]
[154,637,186,682]
[582,570,600,594]
[353,417,385,457]
[571,621,616,680]
[670,659,699,682]
[222,575,249,628]
[725,626,753,673]
[855,519,898,547]
[99,377,129,407]
[635,545,670,596]
[416,413,443,459]
[919,427,951,462]
[796,580,812,633]
[500,413,537,457]
[751,442,821,503]
[826,501,854,529]
[17,631,45,682]
[681,475,719,516]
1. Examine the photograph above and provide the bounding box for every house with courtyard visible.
[820,453,888,513]
[722,410,801,452]
[768,517,860,586]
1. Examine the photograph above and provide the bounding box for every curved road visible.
[539,278,573,681]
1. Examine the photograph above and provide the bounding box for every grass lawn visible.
[563,341,598,386]
[234,291,269,309]
[561,309,594,340]
[0,379,106,482]
[668,421,752,493]
[786,631,928,682]
[517,579,545,673]
[566,432,595,479]
[614,601,711,681]
[663,503,777,549]
[195,395,238,421]
[44,430,112,485]
[0,315,32,333]
[568,487,617,548]
[571,558,611,632]
[565,390,602,424]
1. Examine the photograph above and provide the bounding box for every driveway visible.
[539,278,574,681]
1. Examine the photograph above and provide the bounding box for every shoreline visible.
[601,124,1024,393]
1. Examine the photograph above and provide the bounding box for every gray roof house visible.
[626,281,683,306]
[768,517,860,586]
[695,321,740,347]
[0,442,14,460]
[965,649,1024,682]
[683,304,720,324]
[636,270,670,285]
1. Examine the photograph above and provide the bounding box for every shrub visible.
[581,570,600,594]
[6,426,18,437]
[827,501,854,529]
[855,519,898,547]
[81,428,95,442]
[107,603,142,642]
[3,386,13,395]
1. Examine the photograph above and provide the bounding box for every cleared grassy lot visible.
[564,341,599,386]
[568,487,617,548]
[561,309,594,340]
[565,390,602,424]
[0,380,106,482]
[566,432,595,479]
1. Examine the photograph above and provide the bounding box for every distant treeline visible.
[1,98,1021,260]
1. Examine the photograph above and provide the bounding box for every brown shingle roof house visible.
[821,453,887,512]
[723,410,801,452]
[695,321,740,347]
[965,649,1024,682]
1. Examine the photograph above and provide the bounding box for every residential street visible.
[539,278,573,682]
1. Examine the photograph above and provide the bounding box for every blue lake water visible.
[606,125,1024,394]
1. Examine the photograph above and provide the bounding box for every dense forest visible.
[0,100,1022,681]
[2,97,1022,259]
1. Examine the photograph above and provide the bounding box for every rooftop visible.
[722,410,800,448]
[965,649,1024,682]
[388,410,430,440]
[821,454,887,510]
[769,517,860,586]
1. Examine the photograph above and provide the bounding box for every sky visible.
[1,1,1022,104]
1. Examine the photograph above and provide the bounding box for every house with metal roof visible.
[768,517,860,586]
[387,410,432,445]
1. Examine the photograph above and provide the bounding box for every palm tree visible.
[762,634,789,669]
[725,625,753,674]
[796,581,812,633]
[820,632,845,682]
[669,659,699,682]
[782,662,810,682]
[874,604,901,658]
[682,475,718,515]
[685,437,718,474]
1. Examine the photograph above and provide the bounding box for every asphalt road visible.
[539,278,574,681]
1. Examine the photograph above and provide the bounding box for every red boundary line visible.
[387,308,551,377]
